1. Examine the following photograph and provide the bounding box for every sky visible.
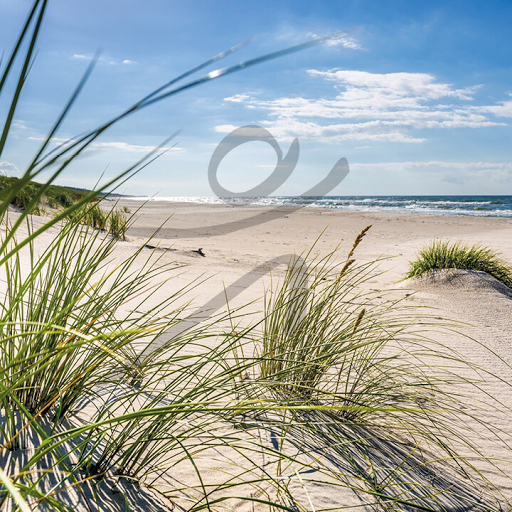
[1,0,512,197]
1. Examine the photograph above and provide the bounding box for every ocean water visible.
[130,195,512,218]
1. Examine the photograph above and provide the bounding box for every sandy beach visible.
[109,200,512,509]
[2,199,512,511]
[120,198,512,306]
[2,200,512,511]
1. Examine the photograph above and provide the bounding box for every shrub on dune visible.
[0,175,81,213]
[406,240,512,288]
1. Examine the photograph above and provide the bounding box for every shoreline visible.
[114,195,512,219]
[118,199,512,250]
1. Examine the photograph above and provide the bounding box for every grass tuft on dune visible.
[406,240,512,288]
[0,175,129,239]
[67,203,129,239]
[0,175,86,214]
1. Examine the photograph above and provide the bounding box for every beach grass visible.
[229,231,512,504]
[0,175,129,238]
[67,203,129,239]
[256,226,373,399]
[1,212,510,510]
[406,240,512,288]
[0,175,84,215]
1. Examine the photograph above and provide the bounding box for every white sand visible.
[3,201,512,510]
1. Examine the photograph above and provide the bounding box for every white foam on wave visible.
[129,196,225,204]
[127,196,512,218]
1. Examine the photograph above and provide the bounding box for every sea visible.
[130,196,512,218]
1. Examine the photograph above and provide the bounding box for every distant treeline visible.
[0,175,135,213]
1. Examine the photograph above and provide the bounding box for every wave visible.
[127,196,512,218]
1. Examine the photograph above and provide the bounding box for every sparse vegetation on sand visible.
[406,240,512,288]
[2,213,510,510]
[0,175,129,238]
[68,203,129,239]
[0,175,85,214]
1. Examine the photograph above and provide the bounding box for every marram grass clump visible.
[406,240,512,288]
[65,204,129,239]
[0,175,84,212]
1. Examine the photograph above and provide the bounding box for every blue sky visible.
[1,0,512,196]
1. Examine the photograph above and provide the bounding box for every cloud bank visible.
[0,161,20,176]
[351,160,512,184]
[220,70,510,143]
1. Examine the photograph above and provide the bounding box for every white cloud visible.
[224,94,251,103]
[11,120,28,131]
[214,124,238,133]
[92,142,183,153]
[258,118,426,143]
[474,97,512,118]
[29,136,182,154]
[214,125,271,138]
[309,33,362,50]
[28,136,69,144]
[308,69,478,101]
[327,35,360,49]
[0,161,19,176]
[351,160,512,184]
[351,161,512,172]
[275,26,362,52]
[72,54,135,66]
[219,69,509,143]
